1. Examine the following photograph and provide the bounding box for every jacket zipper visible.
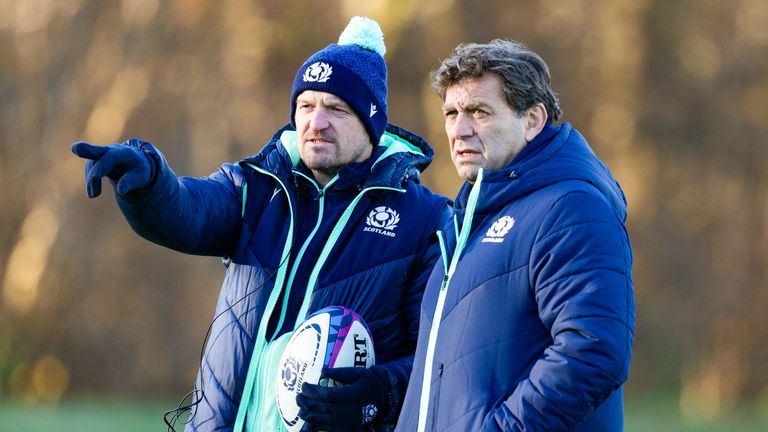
[417,169,484,432]
[269,172,337,340]
[235,166,297,432]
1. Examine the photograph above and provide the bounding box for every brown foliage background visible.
[2,0,767,419]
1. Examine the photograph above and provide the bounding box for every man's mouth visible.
[455,149,481,160]
[305,136,335,146]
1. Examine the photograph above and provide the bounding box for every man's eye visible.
[444,110,457,118]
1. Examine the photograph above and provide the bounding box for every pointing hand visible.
[71,139,156,198]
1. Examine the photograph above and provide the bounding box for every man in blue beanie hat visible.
[71,17,449,431]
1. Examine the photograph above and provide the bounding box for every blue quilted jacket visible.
[113,124,450,431]
[396,123,635,431]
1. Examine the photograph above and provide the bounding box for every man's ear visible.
[524,103,548,142]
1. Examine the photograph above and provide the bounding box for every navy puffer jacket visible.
[397,122,635,431]
[113,124,450,431]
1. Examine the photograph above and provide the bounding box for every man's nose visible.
[309,108,331,131]
[448,113,474,139]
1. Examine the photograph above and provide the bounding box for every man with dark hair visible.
[72,17,449,432]
[397,40,635,431]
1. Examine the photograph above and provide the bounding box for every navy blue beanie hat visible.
[290,16,388,144]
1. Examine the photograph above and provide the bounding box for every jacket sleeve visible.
[488,190,635,431]
[113,142,246,257]
[376,198,452,425]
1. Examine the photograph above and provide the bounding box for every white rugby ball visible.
[276,306,375,431]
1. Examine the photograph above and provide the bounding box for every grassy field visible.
[623,395,768,432]
[0,395,766,431]
[0,399,173,432]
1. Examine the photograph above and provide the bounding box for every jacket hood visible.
[456,122,628,222]
[241,123,435,189]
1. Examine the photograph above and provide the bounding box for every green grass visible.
[0,398,178,432]
[624,395,768,432]
[0,395,766,431]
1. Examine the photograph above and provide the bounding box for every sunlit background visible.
[2,0,768,430]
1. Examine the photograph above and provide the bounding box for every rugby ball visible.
[276,306,375,431]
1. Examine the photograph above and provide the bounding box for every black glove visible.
[297,366,392,432]
[71,139,156,198]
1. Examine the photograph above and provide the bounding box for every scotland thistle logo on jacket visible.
[364,206,399,237]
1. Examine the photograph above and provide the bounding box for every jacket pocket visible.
[428,363,444,432]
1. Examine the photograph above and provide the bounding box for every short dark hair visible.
[431,39,562,122]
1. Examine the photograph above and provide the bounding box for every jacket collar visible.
[455,122,627,222]
[242,123,435,190]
